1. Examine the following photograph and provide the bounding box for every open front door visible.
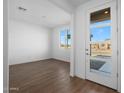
[86,1,117,89]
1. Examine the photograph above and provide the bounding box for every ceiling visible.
[9,0,72,28]
[9,0,90,28]
[66,0,90,7]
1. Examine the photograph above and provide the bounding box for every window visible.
[60,27,71,48]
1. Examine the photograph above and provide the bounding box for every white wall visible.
[74,6,86,78]
[8,20,52,65]
[70,14,75,76]
[3,0,9,92]
[52,27,70,62]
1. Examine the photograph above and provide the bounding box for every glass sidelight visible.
[89,8,112,74]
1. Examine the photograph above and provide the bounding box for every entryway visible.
[85,1,118,89]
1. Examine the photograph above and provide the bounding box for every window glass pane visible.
[60,30,67,47]
[60,27,71,48]
[90,20,111,42]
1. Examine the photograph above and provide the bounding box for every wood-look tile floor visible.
[9,59,118,93]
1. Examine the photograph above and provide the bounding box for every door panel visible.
[86,1,117,89]
[90,7,112,75]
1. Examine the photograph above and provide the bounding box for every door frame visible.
[85,0,118,90]
[117,0,121,92]
[70,0,121,92]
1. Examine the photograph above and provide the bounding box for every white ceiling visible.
[9,0,72,28]
[67,0,90,7]
[48,0,75,14]
[9,0,90,28]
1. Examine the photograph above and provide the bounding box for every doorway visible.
[85,1,117,89]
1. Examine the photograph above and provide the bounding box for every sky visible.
[60,29,71,45]
[90,20,111,42]
[60,30,67,45]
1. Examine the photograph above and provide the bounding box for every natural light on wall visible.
[60,27,71,48]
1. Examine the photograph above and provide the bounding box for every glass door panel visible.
[89,8,112,75]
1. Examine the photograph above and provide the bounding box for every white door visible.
[86,1,117,89]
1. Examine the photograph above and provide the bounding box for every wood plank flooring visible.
[9,59,118,93]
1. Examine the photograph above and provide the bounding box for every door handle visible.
[86,53,89,55]
[86,53,90,55]
[85,49,88,51]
